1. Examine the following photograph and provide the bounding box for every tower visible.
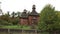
[28,5,39,25]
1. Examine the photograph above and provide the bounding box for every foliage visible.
[16,12,21,17]
[0,4,60,31]
[11,11,16,18]
[38,4,58,30]
[0,11,21,25]
[53,11,60,29]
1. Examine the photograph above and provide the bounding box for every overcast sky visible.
[0,0,60,13]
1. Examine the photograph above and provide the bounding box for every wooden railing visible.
[0,28,60,34]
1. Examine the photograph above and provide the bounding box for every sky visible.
[0,0,60,13]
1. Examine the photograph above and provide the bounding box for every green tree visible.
[0,12,12,25]
[11,11,16,18]
[53,11,60,30]
[38,4,57,30]
[10,11,20,25]
[7,11,10,17]
[10,18,19,25]
[16,11,21,18]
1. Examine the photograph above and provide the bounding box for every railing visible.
[0,28,60,34]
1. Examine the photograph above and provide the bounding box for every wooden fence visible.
[0,28,60,34]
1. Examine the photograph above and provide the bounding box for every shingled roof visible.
[29,5,39,16]
[20,5,39,18]
[20,9,28,18]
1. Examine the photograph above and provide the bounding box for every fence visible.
[0,28,60,34]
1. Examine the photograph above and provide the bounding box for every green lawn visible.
[0,25,31,30]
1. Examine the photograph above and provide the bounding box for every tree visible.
[0,12,12,25]
[16,11,21,18]
[11,11,16,18]
[7,11,10,17]
[38,4,57,30]
[10,11,20,25]
[53,11,60,30]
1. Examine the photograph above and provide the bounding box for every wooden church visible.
[20,5,39,25]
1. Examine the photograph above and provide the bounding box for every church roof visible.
[30,10,39,16]
[20,9,28,18]
[20,5,39,18]
[29,5,39,16]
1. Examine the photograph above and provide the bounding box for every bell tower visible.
[28,5,39,25]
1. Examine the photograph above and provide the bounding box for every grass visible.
[0,25,50,34]
[0,25,31,30]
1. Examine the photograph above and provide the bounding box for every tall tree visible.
[0,12,12,25]
[38,4,57,30]
[11,11,16,18]
[16,11,21,17]
[7,11,10,17]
